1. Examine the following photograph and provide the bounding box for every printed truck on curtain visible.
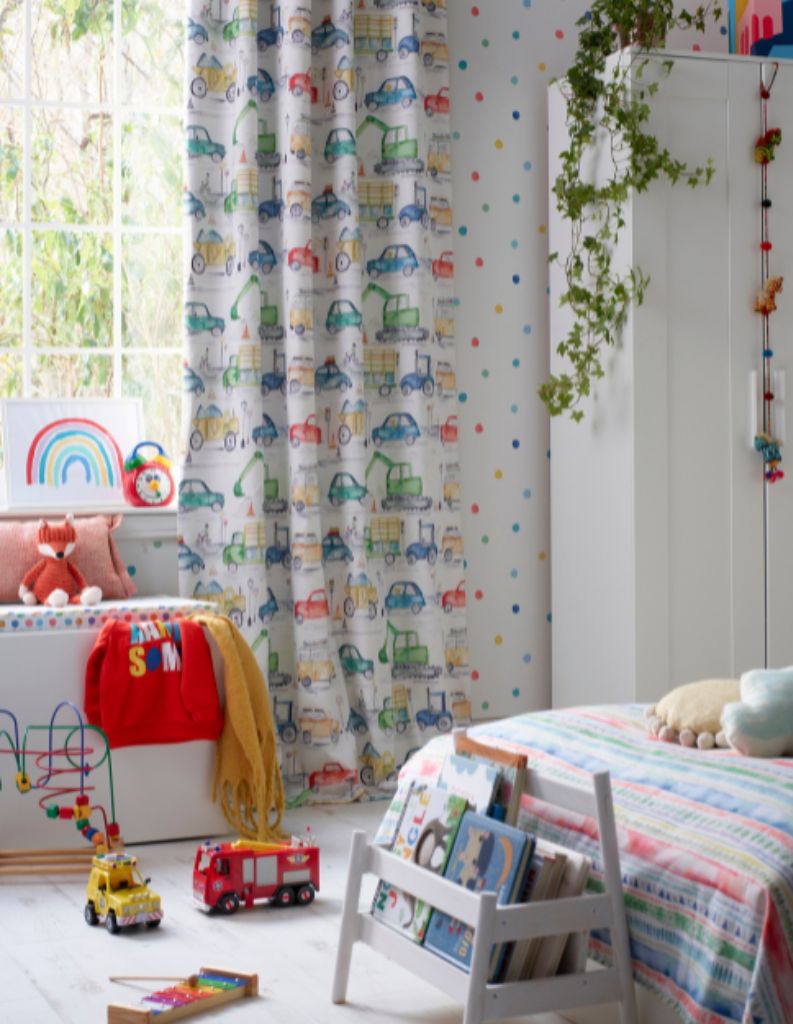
[180,0,470,807]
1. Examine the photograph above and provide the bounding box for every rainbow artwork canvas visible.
[2,399,142,510]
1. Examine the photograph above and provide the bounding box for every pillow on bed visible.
[645,678,739,749]
[721,666,793,757]
[0,515,136,603]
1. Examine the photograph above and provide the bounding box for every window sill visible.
[0,506,178,542]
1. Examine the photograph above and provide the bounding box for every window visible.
[0,0,184,462]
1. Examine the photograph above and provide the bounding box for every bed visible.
[400,705,793,1024]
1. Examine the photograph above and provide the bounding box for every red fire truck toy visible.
[193,836,320,914]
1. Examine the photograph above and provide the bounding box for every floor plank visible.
[0,801,572,1024]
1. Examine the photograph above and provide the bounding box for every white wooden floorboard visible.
[0,801,574,1024]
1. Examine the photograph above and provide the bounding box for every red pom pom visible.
[761,241,773,251]
[764,392,775,401]
[761,86,771,99]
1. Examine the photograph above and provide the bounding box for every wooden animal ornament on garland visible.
[18,515,103,607]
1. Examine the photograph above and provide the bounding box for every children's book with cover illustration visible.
[453,732,527,823]
[423,810,535,979]
[373,779,414,848]
[436,752,501,815]
[371,785,467,944]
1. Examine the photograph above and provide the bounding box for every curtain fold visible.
[180,0,469,804]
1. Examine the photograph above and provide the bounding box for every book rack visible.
[332,766,638,1024]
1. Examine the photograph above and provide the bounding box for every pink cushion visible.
[0,515,137,603]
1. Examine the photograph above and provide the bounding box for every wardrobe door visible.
[761,63,793,668]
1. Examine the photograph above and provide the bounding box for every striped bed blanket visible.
[401,705,793,1024]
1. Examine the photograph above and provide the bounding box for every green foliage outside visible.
[0,0,184,461]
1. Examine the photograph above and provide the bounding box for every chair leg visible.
[331,830,367,1005]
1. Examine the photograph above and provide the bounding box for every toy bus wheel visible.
[343,598,355,618]
[84,902,98,926]
[360,766,375,786]
[276,886,296,906]
[338,425,351,445]
[335,252,351,272]
[220,892,240,915]
[443,548,453,562]
[191,76,207,99]
[437,713,453,733]
[332,81,349,101]
[191,252,206,274]
[105,911,120,935]
[296,884,315,905]
[302,730,312,744]
[281,724,297,744]
[189,430,204,450]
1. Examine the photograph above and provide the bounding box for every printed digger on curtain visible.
[180,0,469,806]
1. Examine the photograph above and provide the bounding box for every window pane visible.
[32,108,113,224]
[31,231,113,348]
[31,353,114,396]
[0,108,23,222]
[122,0,183,108]
[31,0,113,104]
[0,352,23,398]
[0,1,24,100]
[123,352,181,458]
[122,233,181,347]
[122,114,182,227]
[0,230,22,346]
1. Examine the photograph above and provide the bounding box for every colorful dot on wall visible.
[153,541,162,549]
[482,534,490,544]
[538,61,546,71]
[458,59,468,70]
[539,551,547,561]
[495,303,503,314]
[538,224,546,234]
[523,653,532,664]
[720,25,727,34]
[475,588,483,600]
[510,403,518,413]
[512,439,520,448]
[471,170,480,181]
[482,202,490,212]
[481,699,489,710]
[511,239,518,249]
[471,335,479,347]
[127,565,137,576]
[458,391,468,402]
[512,110,520,120]
[555,28,564,38]
[523,324,532,335]
[512,274,520,284]
[512,30,520,39]
[512,523,520,533]
[452,130,461,141]
[471,502,479,514]
[692,43,701,51]
[512,193,521,203]
[475,91,484,102]
[472,670,480,682]
[512,604,520,614]
[523,161,532,171]
[481,368,489,378]
[512,687,521,698]
[471,5,479,15]
[475,256,484,267]
[512,358,520,367]
[523,488,532,498]
[511,74,519,85]
[459,225,468,236]
[547,612,552,623]
[494,139,503,150]
[495,634,503,646]
[475,422,483,433]
[494,469,503,480]
[510,569,518,578]
[481,38,490,47]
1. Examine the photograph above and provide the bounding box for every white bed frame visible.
[332,768,639,1024]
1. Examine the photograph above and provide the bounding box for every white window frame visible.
[0,0,184,397]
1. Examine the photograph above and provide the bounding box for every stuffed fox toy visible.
[19,515,103,608]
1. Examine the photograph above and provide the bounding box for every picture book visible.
[436,752,501,815]
[373,779,414,848]
[372,785,467,944]
[503,842,568,982]
[423,810,534,979]
[453,732,527,823]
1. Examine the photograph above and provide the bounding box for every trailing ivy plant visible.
[542,0,723,420]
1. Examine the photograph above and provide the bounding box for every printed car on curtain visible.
[180,0,469,807]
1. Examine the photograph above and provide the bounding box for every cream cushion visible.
[646,678,740,748]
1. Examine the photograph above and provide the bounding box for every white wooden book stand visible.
[332,763,638,1024]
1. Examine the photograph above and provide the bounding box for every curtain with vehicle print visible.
[180,0,468,804]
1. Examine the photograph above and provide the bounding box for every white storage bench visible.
[0,596,230,848]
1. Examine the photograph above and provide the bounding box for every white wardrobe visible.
[549,52,793,708]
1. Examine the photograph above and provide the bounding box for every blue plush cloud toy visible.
[721,666,793,757]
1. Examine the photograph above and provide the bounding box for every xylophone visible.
[107,967,258,1023]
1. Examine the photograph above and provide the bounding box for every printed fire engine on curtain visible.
[180,0,470,805]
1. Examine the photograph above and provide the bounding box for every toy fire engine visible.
[193,836,319,914]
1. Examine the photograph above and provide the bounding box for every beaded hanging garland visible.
[754,63,784,484]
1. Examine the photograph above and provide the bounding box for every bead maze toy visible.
[107,968,259,1023]
[0,700,123,872]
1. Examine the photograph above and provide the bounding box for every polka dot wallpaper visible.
[446,0,727,719]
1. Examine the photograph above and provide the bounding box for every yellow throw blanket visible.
[190,613,285,841]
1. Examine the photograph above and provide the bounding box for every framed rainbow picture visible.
[1,398,143,511]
